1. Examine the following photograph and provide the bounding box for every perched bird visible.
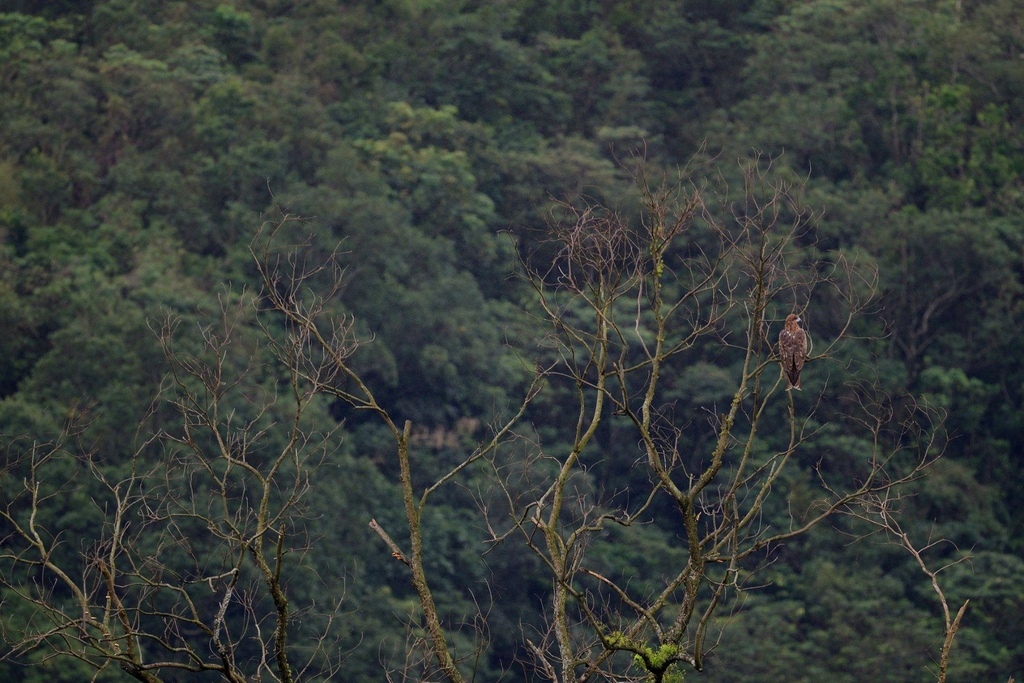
[778,313,807,391]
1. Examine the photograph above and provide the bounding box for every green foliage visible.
[209,4,255,65]
[0,1,1023,681]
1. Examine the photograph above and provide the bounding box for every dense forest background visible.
[1,0,1024,681]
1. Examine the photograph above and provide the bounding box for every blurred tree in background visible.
[1,1,1023,681]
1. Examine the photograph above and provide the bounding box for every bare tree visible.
[243,158,946,683]
[850,491,970,683]
[474,157,946,683]
[250,222,544,683]
[0,292,348,682]
[0,158,949,683]
[239,159,947,683]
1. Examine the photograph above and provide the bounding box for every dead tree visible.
[480,157,946,682]
[0,158,948,683]
[0,293,348,682]
[247,159,945,683]
[848,491,969,683]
